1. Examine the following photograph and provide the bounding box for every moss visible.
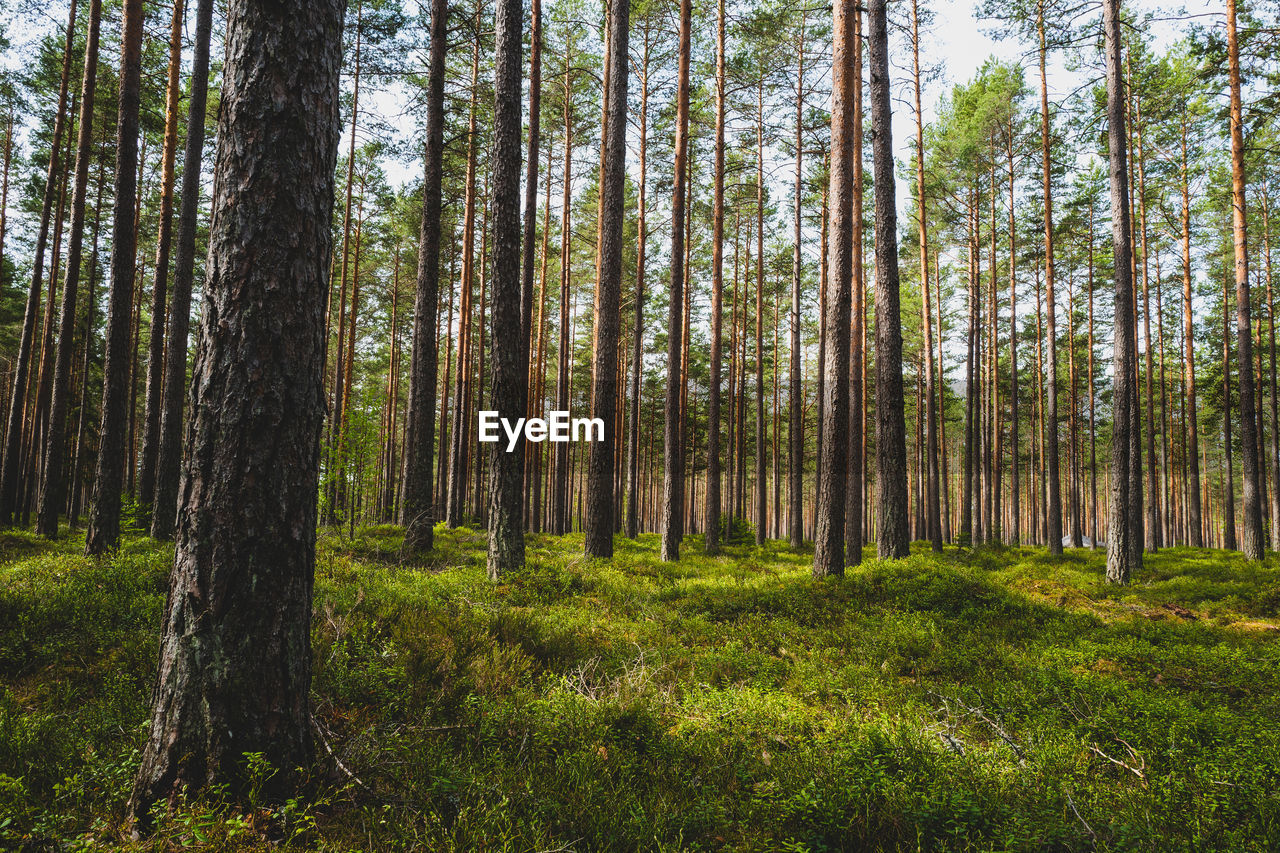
[2,528,1278,850]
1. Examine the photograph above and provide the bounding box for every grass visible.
[1,525,1278,850]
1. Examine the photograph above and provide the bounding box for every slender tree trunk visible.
[626,33,649,540]
[911,0,940,551]
[552,49,574,536]
[129,0,343,822]
[787,14,807,550]
[1227,0,1264,559]
[400,0,448,553]
[36,0,102,538]
[448,26,482,528]
[868,0,908,558]
[84,0,143,554]
[661,0,691,561]
[584,0,629,558]
[1,0,77,526]
[1037,0,1063,555]
[1177,120,1202,547]
[843,7,864,566]
[137,0,185,511]
[705,5,724,552]
[1263,186,1280,550]
[151,0,214,539]
[1223,269,1238,550]
[485,0,526,576]
[1103,0,1141,582]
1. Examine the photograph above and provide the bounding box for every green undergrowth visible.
[1,525,1278,850]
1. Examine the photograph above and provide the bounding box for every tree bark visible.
[37,0,102,538]
[1,0,77,526]
[815,0,856,576]
[844,7,864,566]
[151,0,215,539]
[584,0,629,558]
[1103,0,1141,583]
[85,0,143,554]
[137,0,186,512]
[868,0,908,558]
[661,0,691,561]
[1037,0,1063,556]
[400,0,448,553]
[1227,0,1264,559]
[130,0,343,822]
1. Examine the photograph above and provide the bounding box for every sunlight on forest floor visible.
[1,526,1278,850]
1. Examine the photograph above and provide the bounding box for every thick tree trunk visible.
[152,0,215,540]
[85,0,143,554]
[36,0,102,538]
[400,0,448,553]
[661,0,691,561]
[130,0,343,822]
[869,0,908,558]
[1103,0,1141,582]
[584,0,629,558]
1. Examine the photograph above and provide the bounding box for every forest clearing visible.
[2,528,1279,850]
[0,0,1279,847]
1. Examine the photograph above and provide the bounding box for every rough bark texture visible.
[36,0,101,538]
[485,0,525,577]
[585,0,629,558]
[85,0,143,555]
[661,0,691,562]
[130,0,344,823]
[151,0,215,540]
[137,0,186,511]
[814,0,855,577]
[869,0,909,559]
[1,0,76,526]
[399,0,448,554]
[1227,0,1264,560]
[1103,0,1140,583]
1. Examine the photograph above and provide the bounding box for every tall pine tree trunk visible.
[661,0,691,561]
[130,0,343,822]
[584,0,629,558]
[85,0,143,554]
[1103,0,1141,583]
[36,0,102,538]
[1,0,77,526]
[869,0,908,558]
[400,0,448,553]
[137,0,185,512]
[1227,0,1264,560]
[152,0,215,540]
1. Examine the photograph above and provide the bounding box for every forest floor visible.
[1,524,1278,851]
